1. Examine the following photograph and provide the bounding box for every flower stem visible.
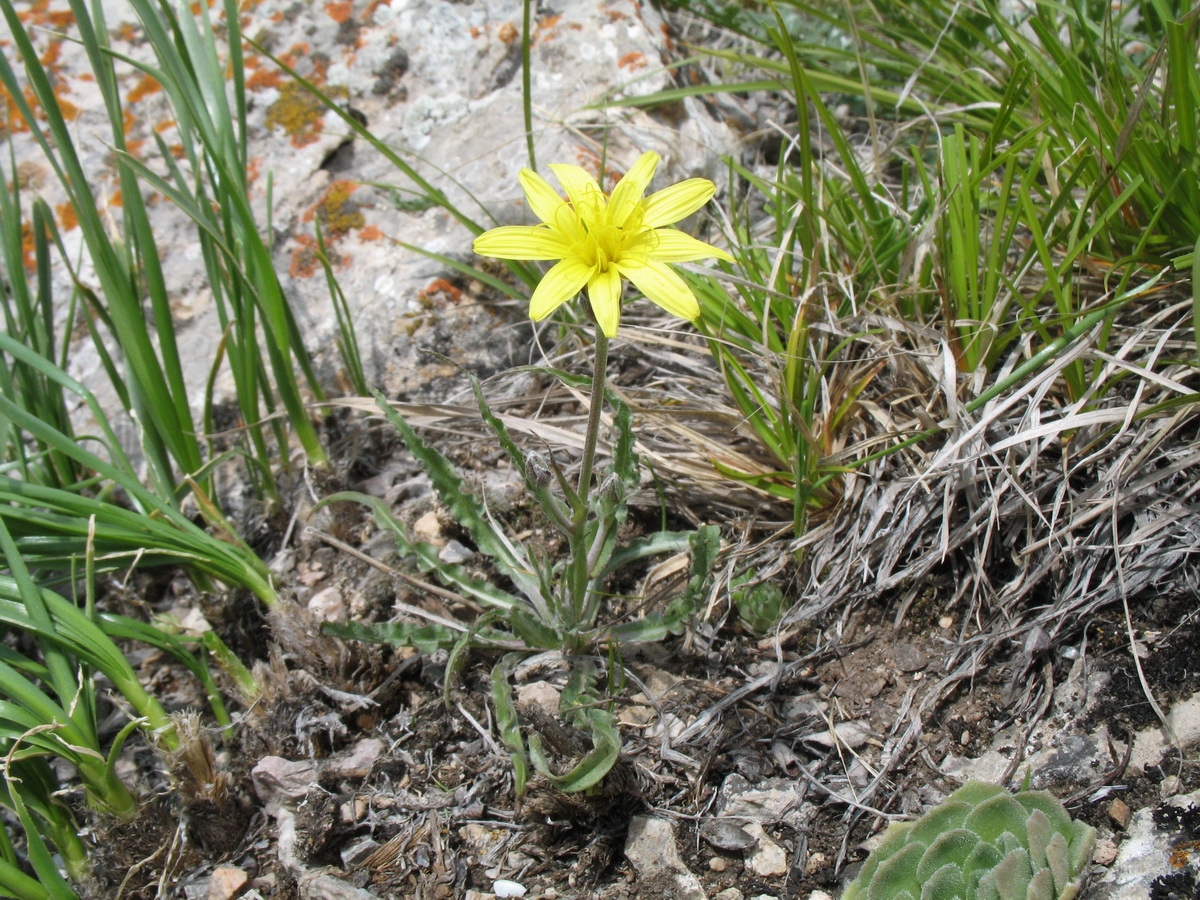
[574,332,609,516]
[565,331,609,636]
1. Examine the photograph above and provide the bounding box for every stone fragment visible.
[439,539,473,564]
[699,818,756,851]
[709,856,728,872]
[327,738,386,779]
[412,510,442,544]
[514,681,560,713]
[298,873,378,899]
[252,757,320,816]
[718,773,810,827]
[624,815,708,900]
[744,822,788,878]
[892,642,928,672]
[713,890,743,900]
[1109,797,1132,829]
[307,586,345,621]
[208,867,249,900]
[493,880,527,898]
[798,720,872,750]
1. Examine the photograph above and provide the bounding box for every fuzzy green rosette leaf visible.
[843,782,1095,900]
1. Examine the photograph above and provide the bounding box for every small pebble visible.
[1108,797,1131,830]
[1161,775,1184,798]
[709,856,728,872]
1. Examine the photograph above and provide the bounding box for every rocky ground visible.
[5,0,1200,898]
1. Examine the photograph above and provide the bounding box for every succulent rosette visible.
[844,781,1096,900]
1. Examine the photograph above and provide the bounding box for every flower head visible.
[473,151,732,337]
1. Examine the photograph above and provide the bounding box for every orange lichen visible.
[289,233,319,278]
[127,72,162,102]
[39,39,62,67]
[122,107,135,135]
[498,22,518,43]
[19,222,37,272]
[325,1,352,23]
[54,93,80,119]
[358,224,384,241]
[537,13,562,30]
[418,278,462,306]
[109,190,123,208]
[617,51,646,70]
[56,201,78,231]
[246,64,283,91]
[16,1,74,29]
[155,118,176,132]
[246,155,263,185]
[125,138,145,156]
[470,25,482,38]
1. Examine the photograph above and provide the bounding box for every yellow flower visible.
[473,151,732,337]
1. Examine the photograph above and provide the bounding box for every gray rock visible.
[252,756,321,816]
[1089,788,1200,899]
[624,815,708,900]
[718,773,811,827]
[327,737,387,779]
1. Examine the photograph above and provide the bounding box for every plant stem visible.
[566,331,609,636]
[574,332,609,518]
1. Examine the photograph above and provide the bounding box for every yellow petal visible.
[640,178,717,228]
[587,266,623,337]
[616,259,700,322]
[607,151,659,228]
[528,257,594,321]
[549,163,605,222]
[519,168,567,224]
[635,228,734,263]
[474,226,570,261]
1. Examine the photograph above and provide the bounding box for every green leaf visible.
[916,829,980,881]
[990,848,1033,900]
[866,841,924,900]
[920,862,967,900]
[963,795,1033,848]
[371,391,543,601]
[323,620,473,654]
[491,655,528,796]
[909,802,974,847]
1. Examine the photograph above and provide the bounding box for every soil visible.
[63,401,1200,900]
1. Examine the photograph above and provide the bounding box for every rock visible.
[252,757,321,816]
[307,586,345,621]
[1109,797,1132,829]
[208,866,249,900]
[412,510,443,544]
[892,642,928,673]
[624,815,708,900]
[708,856,728,872]
[1090,787,1200,899]
[492,881,527,898]
[700,818,756,851]
[713,891,743,900]
[718,774,810,827]
[797,720,872,750]
[514,680,560,713]
[298,873,379,899]
[327,737,386,779]
[439,539,473,564]
[744,822,788,878]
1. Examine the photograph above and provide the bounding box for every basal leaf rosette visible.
[843,781,1096,900]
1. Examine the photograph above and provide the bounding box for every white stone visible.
[624,816,708,900]
[744,822,788,878]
